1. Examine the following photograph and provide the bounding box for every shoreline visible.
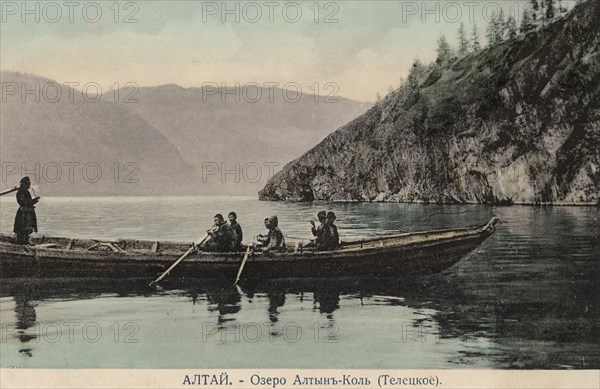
[1,196,597,207]
[259,198,600,207]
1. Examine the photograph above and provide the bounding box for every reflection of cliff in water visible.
[435,207,600,368]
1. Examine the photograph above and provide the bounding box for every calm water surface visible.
[0,197,598,369]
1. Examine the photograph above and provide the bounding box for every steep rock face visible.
[260,0,599,204]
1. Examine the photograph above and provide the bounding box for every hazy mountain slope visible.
[0,72,196,196]
[0,72,368,196]
[123,85,370,194]
[260,0,600,205]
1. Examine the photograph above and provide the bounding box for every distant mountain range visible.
[0,72,368,195]
[0,72,195,196]
[260,0,600,205]
[123,84,370,194]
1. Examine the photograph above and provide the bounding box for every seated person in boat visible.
[228,211,243,251]
[310,210,327,244]
[254,215,286,253]
[13,176,40,245]
[202,214,237,252]
[317,211,340,251]
[300,210,327,250]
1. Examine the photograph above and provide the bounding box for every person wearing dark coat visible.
[228,211,243,251]
[318,211,340,251]
[255,215,285,253]
[202,214,237,252]
[310,210,327,245]
[13,177,40,245]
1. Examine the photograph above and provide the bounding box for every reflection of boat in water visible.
[1,275,456,359]
[0,218,499,279]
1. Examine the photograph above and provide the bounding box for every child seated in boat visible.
[253,215,286,253]
[202,214,238,252]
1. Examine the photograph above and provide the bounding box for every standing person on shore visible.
[228,211,243,251]
[13,177,40,245]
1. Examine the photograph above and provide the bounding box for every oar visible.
[0,186,18,197]
[233,246,252,285]
[149,232,210,286]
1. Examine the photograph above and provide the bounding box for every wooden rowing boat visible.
[0,218,499,279]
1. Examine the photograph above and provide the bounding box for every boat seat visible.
[87,242,126,253]
[34,243,60,249]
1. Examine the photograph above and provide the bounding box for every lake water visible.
[0,197,598,369]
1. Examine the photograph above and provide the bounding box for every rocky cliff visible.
[260,0,600,205]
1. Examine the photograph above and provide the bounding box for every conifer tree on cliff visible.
[494,9,507,43]
[520,9,535,33]
[546,0,556,20]
[530,0,540,23]
[436,35,452,64]
[458,22,469,56]
[486,13,497,46]
[557,0,568,15]
[405,59,424,108]
[506,15,518,39]
[472,23,481,51]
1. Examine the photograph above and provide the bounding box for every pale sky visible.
[0,0,576,102]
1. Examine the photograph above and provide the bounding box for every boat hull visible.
[0,218,498,279]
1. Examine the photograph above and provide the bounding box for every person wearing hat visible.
[254,215,285,253]
[13,177,40,245]
[318,211,340,251]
